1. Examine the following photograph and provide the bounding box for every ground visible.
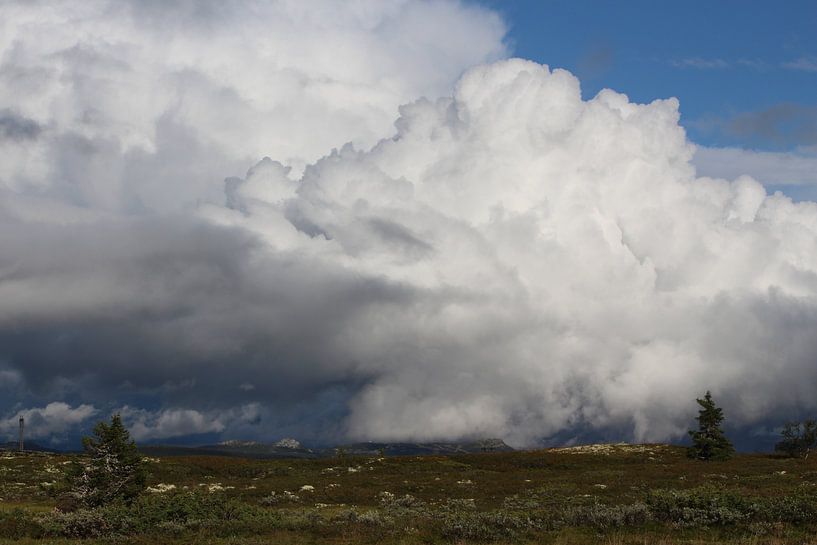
[2,444,817,544]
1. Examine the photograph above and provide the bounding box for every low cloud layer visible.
[2,3,817,448]
[117,404,262,442]
[1,403,98,443]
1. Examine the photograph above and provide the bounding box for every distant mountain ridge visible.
[140,438,513,459]
[338,438,513,456]
[0,441,59,453]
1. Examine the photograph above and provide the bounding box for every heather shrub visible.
[39,508,115,538]
[0,508,43,539]
[561,501,651,529]
[753,492,817,524]
[378,492,430,518]
[37,489,283,538]
[646,486,753,527]
[502,494,543,511]
[259,490,301,505]
[439,509,537,541]
[357,509,394,527]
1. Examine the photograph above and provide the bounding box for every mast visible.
[18,416,24,452]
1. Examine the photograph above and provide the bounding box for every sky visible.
[1,0,816,451]
[484,0,817,199]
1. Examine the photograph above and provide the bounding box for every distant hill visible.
[337,438,514,457]
[141,441,317,459]
[0,441,59,453]
[140,438,513,459]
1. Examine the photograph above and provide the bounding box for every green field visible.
[3,444,817,544]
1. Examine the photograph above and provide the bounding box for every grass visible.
[2,444,817,544]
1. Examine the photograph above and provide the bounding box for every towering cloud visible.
[2,4,816,447]
[211,59,817,445]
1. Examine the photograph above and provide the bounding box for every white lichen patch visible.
[378,491,395,502]
[146,483,177,493]
[198,482,235,493]
[549,443,670,456]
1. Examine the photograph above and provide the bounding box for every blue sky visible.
[481,0,817,152]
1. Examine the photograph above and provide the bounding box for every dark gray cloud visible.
[728,103,817,147]
[575,43,614,82]
[0,110,42,141]
[0,214,417,397]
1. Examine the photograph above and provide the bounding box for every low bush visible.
[8,482,817,542]
[438,509,538,541]
[259,490,301,505]
[0,508,43,539]
[561,501,651,529]
[753,492,817,524]
[646,485,753,527]
[36,489,284,538]
[39,508,115,539]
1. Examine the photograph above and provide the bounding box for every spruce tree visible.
[775,420,817,459]
[65,414,146,508]
[687,391,734,461]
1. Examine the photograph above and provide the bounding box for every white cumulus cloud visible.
[213,59,817,445]
[2,402,98,441]
[694,146,817,188]
[0,0,506,212]
[118,404,262,441]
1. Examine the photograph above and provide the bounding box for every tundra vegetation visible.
[3,442,817,544]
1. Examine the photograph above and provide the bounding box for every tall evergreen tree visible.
[687,391,734,461]
[64,414,146,508]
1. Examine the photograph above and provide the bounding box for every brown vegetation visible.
[2,444,817,544]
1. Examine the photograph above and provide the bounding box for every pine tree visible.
[775,420,817,459]
[65,414,146,508]
[687,391,734,461]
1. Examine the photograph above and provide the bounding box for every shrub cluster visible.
[4,484,817,541]
[646,485,817,528]
[0,490,283,540]
[561,501,651,529]
[646,486,753,527]
[438,509,538,541]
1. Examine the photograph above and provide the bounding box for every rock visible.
[275,438,302,449]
